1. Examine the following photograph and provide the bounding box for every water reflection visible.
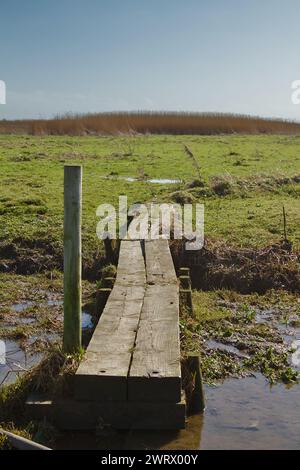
[120,374,300,450]
[0,340,43,386]
[53,375,300,449]
[103,176,181,184]
[123,413,204,450]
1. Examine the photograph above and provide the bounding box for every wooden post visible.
[180,289,194,315]
[179,267,194,317]
[179,267,190,277]
[186,354,205,413]
[63,165,82,354]
[179,275,191,289]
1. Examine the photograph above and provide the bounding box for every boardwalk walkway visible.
[27,239,185,430]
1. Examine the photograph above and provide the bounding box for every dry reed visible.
[1,111,300,135]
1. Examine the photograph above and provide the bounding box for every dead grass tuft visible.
[0,347,82,423]
[171,238,300,294]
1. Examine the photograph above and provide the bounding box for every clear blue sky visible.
[1,0,300,120]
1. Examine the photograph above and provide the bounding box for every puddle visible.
[27,332,60,345]
[197,373,300,450]
[291,340,300,368]
[206,339,249,358]
[256,310,300,369]
[0,292,97,387]
[223,302,300,367]
[147,178,181,184]
[126,374,300,450]
[47,299,63,306]
[0,340,43,386]
[19,317,36,324]
[255,308,275,324]
[0,304,94,386]
[82,311,93,329]
[8,297,93,330]
[12,301,33,313]
[0,330,62,386]
[53,309,94,330]
[104,176,181,184]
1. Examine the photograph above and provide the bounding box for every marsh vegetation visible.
[0,133,300,448]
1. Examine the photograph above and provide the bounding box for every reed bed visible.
[1,111,300,135]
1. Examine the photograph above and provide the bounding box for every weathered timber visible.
[115,239,146,286]
[26,393,186,430]
[179,275,191,289]
[186,354,205,413]
[179,267,190,277]
[128,239,181,402]
[144,239,177,285]
[179,288,194,317]
[75,240,146,401]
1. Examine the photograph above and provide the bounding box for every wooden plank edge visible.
[74,374,127,401]
[25,393,186,430]
[128,376,182,403]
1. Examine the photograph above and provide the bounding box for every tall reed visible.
[1,111,300,135]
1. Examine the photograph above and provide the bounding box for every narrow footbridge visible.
[28,239,186,430]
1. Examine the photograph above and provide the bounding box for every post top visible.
[64,165,82,168]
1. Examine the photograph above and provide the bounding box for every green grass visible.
[192,290,232,322]
[1,133,300,270]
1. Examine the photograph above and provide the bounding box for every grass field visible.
[1,133,300,277]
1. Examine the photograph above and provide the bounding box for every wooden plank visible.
[115,240,145,286]
[26,393,186,430]
[128,285,181,402]
[128,239,181,402]
[75,240,146,401]
[145,239,177,285]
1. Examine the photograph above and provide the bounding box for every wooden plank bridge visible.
[76,238,182,405]
[26,166,195,430]
[27,238,186,430]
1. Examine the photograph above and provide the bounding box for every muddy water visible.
[125,374,300,450]
[199,374,300,450]
[0,339,43,386]
[202,374,300,450]
[0,297,94,386]
[12,301,34,312]
[206,339,250,359]
[255,306,300,368]
[63,306,300,450]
